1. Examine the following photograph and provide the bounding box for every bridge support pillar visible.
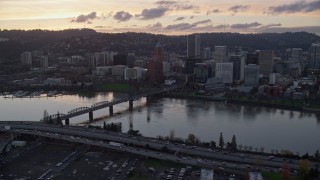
[129,100,133,111]
[89,111,93,122]
[146,96,151,105]
[109,106,113,116]
[65,118,70,125]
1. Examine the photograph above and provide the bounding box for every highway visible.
[1,121,317,174]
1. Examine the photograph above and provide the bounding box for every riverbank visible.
[158,93,320,113]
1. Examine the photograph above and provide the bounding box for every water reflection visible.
[242,106,257,121]
[1,94,320,154]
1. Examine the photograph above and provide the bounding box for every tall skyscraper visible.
[21,51,32,66]
[187,34,201,58]
[40,56,48,69]
[216,62,233,84]
[147,43,164,83]
[244,64,259,86]
[204,47,211,60]
[213,46,228,62]
[258,50,274,77]
[246,52,258,65]
[309,43,320,70]
[230,55,245,82]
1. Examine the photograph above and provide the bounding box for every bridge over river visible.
[40,84,184,125]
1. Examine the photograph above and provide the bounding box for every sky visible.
[0,0,319,35]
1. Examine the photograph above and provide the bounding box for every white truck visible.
[109,142,123,147]
[164,79,176,86]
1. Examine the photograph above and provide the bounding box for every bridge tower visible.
[109,106,113,116]
[89,111,93,122]
[129,100,133,111]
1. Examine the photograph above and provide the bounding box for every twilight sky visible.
[0,0,319,35]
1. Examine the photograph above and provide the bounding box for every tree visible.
[43,109,49,119]
[299,159,310,177]
[187,133,196,144]
[231,135,237,151]
[169,130,175,140]
[103,121,107,130]
[219,132,224,148]
[315,150,320,159]
[282,163,290,180]
[210,141,216,148]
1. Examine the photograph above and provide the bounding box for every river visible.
[1,92,319,155]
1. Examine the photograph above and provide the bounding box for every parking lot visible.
[0,140,76,179]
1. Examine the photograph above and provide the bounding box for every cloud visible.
[155,0,198,11]
[214,24,230,29]
[174,17,185,21]
[260,23,282,29]
[165,19,211,30]
[207,9,222,15]
[268,0,320,14]
[146,22,163,31]
[113,11,133,22]
[230,22,262,29]
[228,5,250,15]
[258,26,320,35]
[71,12,97,23]
[137,7,169,20]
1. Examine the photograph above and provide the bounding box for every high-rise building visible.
[213,46,228,62]
[246,52,258,65]
[258,50,274,77]
[113,54,128,66]
[194,63,209,83]
[309,43,320,70]
[204,47,211,60]
[21,51,32,66]
[127,53,135,68]
[40,56,48,69]
[230,55,245,82]
[187,34,201,58]
[244,64,259,86]
[147,43,164,83]
[289,48,303,63]
[216,62,233,84]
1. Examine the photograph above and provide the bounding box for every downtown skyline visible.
[0,0,320,35]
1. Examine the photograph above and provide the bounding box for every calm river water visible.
[1,92,319,154]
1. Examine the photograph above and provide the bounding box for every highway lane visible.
[0,121,317,172]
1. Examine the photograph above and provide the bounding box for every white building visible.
[40,56,48,69]
[21,51,32,66]
[163,62,171,74]
[88,51,117,67]
[92,66,112,76]
[309,43,320,70]
[67,55,82,64]
[216,62,233,84]
[269,73,278,85]
[124,67,145,80]
[204,47,211,60]
[112,65,127,77]
[200,169,213,180]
